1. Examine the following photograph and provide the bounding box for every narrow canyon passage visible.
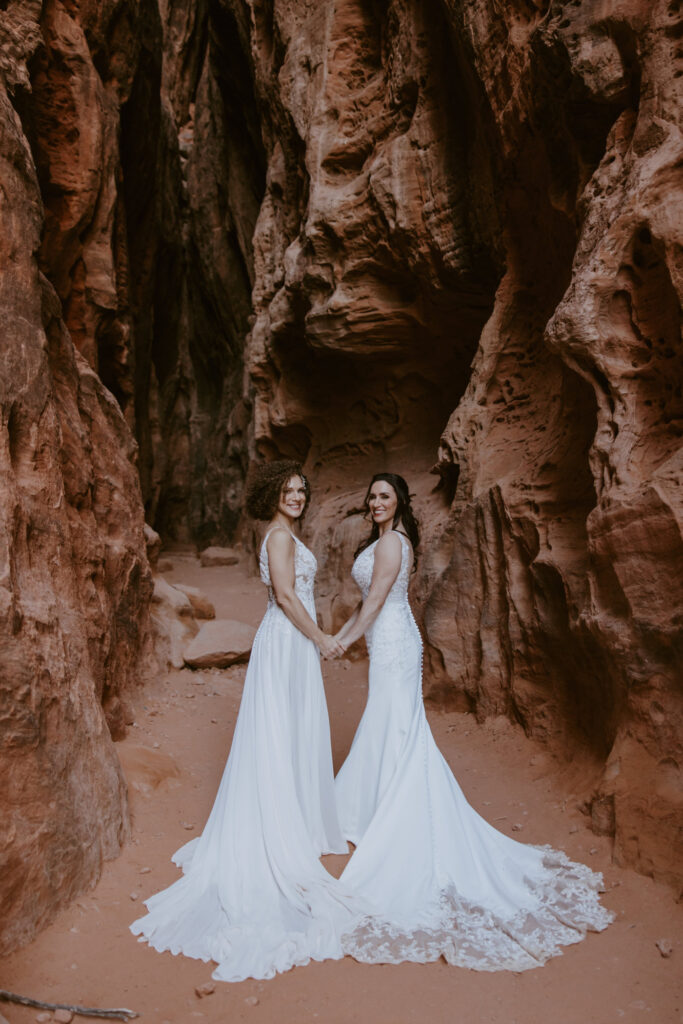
[2,556,681,1024]
[1,0,682,985]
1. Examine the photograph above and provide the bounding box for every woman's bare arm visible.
[334,602,362,645]
[267,529,343,659]
[336,533,403,651]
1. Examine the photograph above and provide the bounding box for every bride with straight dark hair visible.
[334,472,613,971]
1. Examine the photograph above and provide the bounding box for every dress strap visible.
[392,529,413,567]
[261,525,296,550]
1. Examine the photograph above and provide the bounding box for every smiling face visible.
[367,479,398,527]
[278,475,307,521]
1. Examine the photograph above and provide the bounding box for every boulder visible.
[150,577,198,669]
[152,576,194,617]
[173,583,216,620]
[199,546,240,567]
[184,619,256,669]
[144,523,162,569]
[118,744,181,796]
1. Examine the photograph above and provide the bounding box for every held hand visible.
[333,632,350,660]
[319,633,345,660]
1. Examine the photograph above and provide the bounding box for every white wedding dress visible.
[131,528,364,982]
[336,532,614,971]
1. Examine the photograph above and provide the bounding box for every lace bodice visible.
[259,527,317,608]
[351,533,420,665]
[352,532,412,605]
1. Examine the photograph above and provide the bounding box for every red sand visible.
[2,555,682,1024]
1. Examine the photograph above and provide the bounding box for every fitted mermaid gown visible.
[336,533,613,971]
[131,528,363,982]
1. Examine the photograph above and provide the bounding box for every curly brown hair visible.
[244,460,311,521]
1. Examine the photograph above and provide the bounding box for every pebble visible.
[568,825,579,834]
[589,847,598,855]
[140,866,152,874]
[656,938,673,958]
[182,822,195,831]
[36,1014,51,1023]
[54,1011,74,1024]
[244,996,260,1007]
[130,892,140,901]
[511,823,523,832]
[195,981,216,998]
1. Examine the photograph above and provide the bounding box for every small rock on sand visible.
[199,546,239,567]
[54,1011,74,1023]
[184,620,256,669]
[244,996,260,1007]
[656,938,673,957]
[195,981,216,998]
[35,1014,51,1023]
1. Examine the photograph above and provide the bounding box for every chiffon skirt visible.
[131,602,364,982]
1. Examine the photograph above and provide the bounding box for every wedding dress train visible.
[336,532,614,971]
[131,529,364,982]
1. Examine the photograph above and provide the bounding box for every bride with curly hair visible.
[132,460,364,982]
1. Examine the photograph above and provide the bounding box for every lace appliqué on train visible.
[343,847,612,971]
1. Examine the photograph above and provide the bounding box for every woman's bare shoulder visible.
[266,527,295,556]
[374,530,403,565]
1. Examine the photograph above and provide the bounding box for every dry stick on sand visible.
[0,990,138,1020]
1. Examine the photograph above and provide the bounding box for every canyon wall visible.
[229,0,683,891]
[0,1,153,954]
[1,0,680,956]
[10,0,257,547]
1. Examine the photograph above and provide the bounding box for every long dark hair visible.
[354,473,420,569]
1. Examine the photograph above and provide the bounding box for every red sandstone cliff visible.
[0,0,681,956]
[0,1,152,954]
[232,0,683,892]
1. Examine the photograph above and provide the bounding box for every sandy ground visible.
[2,554,682,1024]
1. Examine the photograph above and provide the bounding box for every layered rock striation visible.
[227,0,683,890]
[0,2,153,954]
[11,0,259,545]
